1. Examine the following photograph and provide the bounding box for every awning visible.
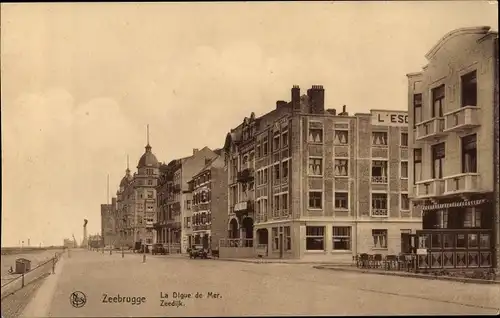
[421,199,488,211]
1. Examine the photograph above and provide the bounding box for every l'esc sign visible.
[371,110,409,127]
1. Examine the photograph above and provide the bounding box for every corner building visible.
[407,26,499,271]
[223,85,420,261]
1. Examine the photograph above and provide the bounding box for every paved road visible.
[35,250,500,316]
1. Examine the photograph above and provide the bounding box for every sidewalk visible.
[314,265,500,285]
[216,257,353,265]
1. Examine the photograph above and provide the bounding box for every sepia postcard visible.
[1,1,499,317]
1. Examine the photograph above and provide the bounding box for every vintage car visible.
[152,244,167,255]
[188,245,208,259]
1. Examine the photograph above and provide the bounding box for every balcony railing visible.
[444,106,481,132]
[237,168,255,182]
[444,173,481,194]
[415,179,445,198]
[371,176,388,184]
[415,117,446,141]
[371,208,388,217]
[234,200,254,213]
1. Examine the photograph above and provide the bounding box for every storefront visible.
[416,194,494,270]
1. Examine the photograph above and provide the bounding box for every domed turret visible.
[137,125,159,169]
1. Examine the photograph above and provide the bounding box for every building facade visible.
[155,147,219,253]
[115,134,160,248]
[101,198,118,247]
[188,155,228,250]
[222,85,421,261]
[407,26,499,271]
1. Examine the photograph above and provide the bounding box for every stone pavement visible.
[22,249,500,316]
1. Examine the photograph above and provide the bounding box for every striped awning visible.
[421,199,488,211]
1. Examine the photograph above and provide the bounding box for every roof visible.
[191,155,224,179]
[137,144,159,168]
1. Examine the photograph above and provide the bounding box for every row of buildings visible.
[101,26,499,271]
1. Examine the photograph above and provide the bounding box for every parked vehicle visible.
[211,249,220,258]
[152,244,167,255]
[188,245,208,259]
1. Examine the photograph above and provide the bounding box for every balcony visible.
[233,200,254,216]
[415,179,445,198]
[237,168,254,183]
[444,173,481,195]
[415,117,446,141]
[444,106,481,132]
[371,176,388,184]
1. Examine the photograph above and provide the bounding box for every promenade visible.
[20,249,500,317]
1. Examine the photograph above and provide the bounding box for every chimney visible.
[291,85,300,111]
[193,148,199,155]
[326,108,337,115]
[307,85,325,114]
[276,100,287,109]
[339,105,349,116]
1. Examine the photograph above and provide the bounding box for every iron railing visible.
[1,251,63,300]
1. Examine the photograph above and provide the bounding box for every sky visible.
[1,1,498,247]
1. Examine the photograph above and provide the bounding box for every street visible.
[21,249,499,317]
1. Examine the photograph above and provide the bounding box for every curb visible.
[215,258,353,266]
[313,266,500,285]
[20,255,66,317]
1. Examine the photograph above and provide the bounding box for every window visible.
[463,207,481,228]
[147,180,153,186]
[413,149,422,184]
[272,227,279,250]
[372,132,388,146]
[308,128,323,143]
[263,138,269,156]
[263,168,268,184]
[432,84,445,118]
[186,200,191,210]
[461,134,477,173]
[401,161,408,179]
[147,191,154,199]
[400,133,408,147]
[431,143,445,179]
[371,161,388,183]
[273,133,280,151]
[256,144,261,158]
[461,70,477,107]
[282,161,289,179]
[282,131,289,147]
[308,191,322,209]
[332,227,351,250]
[284,226,291,250]
[281,193,288,210]
[274,164,280,180]
[273,195,280,213]
[334,159,348,177]
[334,192,348,210]
[372,229,388,248]
[306,226,324,250]
[413,93,422,127]
[308,158,323,176]
[371,193,388,216]
[334,130,349,145]
[401,194,409,211]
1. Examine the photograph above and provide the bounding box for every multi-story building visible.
[115,130,160,248]
[407,26,499,271]
[188,155,228,250]
[155,147,219,253]
[222,85,421,261]
[101,198,118,247]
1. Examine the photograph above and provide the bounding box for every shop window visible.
[306,226,324,250]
